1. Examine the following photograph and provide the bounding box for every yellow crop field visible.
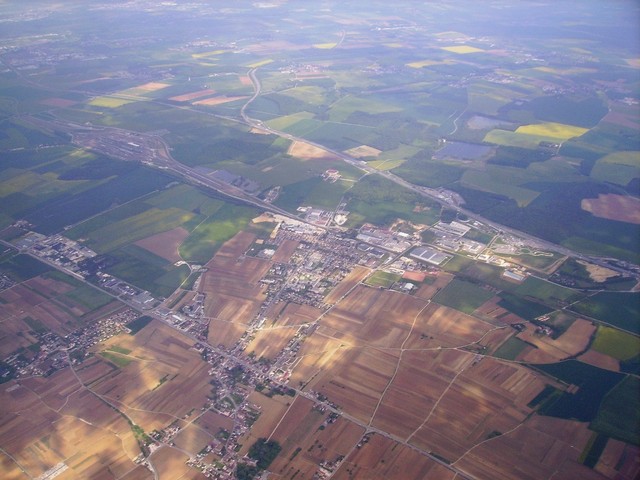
[246,58,273,68]
[265,111,315,130]
[314,42,338,49]
[191,49,228,58]
[407,59,442,68]
[515,122,589,140]
[368,158,407,171]
[89,96,136,108]
[441,45,484,54]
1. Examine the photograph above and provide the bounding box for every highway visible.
[237,68,638,279]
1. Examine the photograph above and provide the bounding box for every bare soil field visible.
[75,355,118,385]
[207,319,247,348]
[267,396,365,478]
[409,357,545,461]
[287,140,341,160]
[582,194,640,224]
[311,347,399,423]
[199,233,270,337]
[168,89,216,102]
[149,446,206,480]
[402,270,427,282]
[245,326,299,360]
[135,227,189,262]
[474,296,509,318]
[172,424,213,455]
[344,144,382,158]
[236,391,292,456]
[595,440,640,479]
[414,272,454,300]
[273,416,365,479]
[371,349,474,438]
[272,238,300,263]
[288,331,346,387]
[134,82,171,91]
[577,350,620,371]
[454,415,603,480]
[25,276,74,296]
[193,95,248,106]
[333,433,456,480]
[195,410,234,437]
[0,369,143,480]
[323,265,370,305]
[403,303,496,349]
[478,326,514,354]
[322,285,428,348]
[87,322,212,427]
[517,319,595,362]
[267,302,322,327]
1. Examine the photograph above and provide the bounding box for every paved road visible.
[237,69,638,279]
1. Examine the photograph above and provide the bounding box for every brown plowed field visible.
[371,349,474,438]
[268,396,365,478]
[324,265,370,304]
[199,232,270,332]
[403,303,495,349]
[135,227,189,262]
[322,285,428,348]
[0,369,144,480]
[454,415,600,480]
[334,433,456,480]
[272,238,300,263]
[414,272,454,300]
[582,194,640,224]
[409,357,545,461]
[517,319,595,362]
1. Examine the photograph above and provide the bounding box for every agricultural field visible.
[0,368,148,479]
[570,292,640,334]
[0,261,120,357]
[1,2,639,480]
[433,278,494,314]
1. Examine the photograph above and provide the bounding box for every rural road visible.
[238,68,638,279]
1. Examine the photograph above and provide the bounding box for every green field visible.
[492,336,530,360]
[344,175,439,227]
[497,292,553,321]
[590,151,640,186]
[179,204,261,264]
[571,292,640,334]
[364,270,402,288]
[79,207,196,253]
[0,254,52,281]
[533,360,624,422]
[126,316,153,335]
[100,351,133,368]
[590,376,640,445]
[433,278,494,314]
[591,326,640,361]
[65,284,114,310]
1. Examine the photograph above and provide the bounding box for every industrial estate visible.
[0,1,638,480]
